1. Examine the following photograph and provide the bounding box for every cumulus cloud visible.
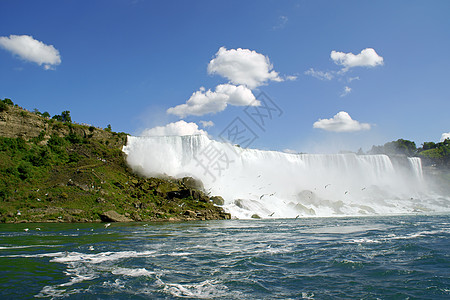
[167,84,259,118]
[0,35,61,70]
[331,48,383,70]
[207,47,283,89]
[200,120,214,128]
[304,68,334,80]
[140,120,208,137]
[313,111,371,132]
[340,86,352,97]
[440,132,450,142]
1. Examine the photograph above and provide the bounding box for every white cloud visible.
[200,120,214,128]
[304,68,334,80]
[285,75,298,81]
[167,84,259,118]
[0,35,61,70]
[313,111,371,132]
[331,48,383,70]
[340,86,352,97]
[440,132,450,142]
[207,47,283,89]
[140,120,208,137]
[348,76,360,82]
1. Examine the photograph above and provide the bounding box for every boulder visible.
[210,196,224,205]
[192,190,209,202]
[100,210,133,222]
[180,177,204,191]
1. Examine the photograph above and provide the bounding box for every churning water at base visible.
[123,135,450,219]
[0,216,449,299]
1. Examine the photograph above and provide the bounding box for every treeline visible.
[367,138,450,168]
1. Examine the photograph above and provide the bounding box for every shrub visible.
[17,162,33,180]
[0,101,7,112]
[2,98,14,105]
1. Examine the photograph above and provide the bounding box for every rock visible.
[180,177,204,191]
[234,199,245,208]
[100,210,133,222]
[192,190,209,202]
[155,182,180,196]
[166,189,191,200]
[220,212,232,220]
[293,203,316,216]
[96,197,106,203]
[183,210,196,218]
[210,196,224,205]
[251,214,261,219]
[131,212,142,221]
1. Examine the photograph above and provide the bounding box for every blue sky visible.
[1,0,449,153]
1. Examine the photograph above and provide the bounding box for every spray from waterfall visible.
[123,135,449,219]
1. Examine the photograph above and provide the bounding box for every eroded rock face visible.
[100,210,133,222]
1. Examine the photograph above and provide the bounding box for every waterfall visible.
[123,135,448,218]
[408,157,423,180]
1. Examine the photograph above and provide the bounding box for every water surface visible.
[0,215,449,299]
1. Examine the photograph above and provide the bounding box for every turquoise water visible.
[0,215,449,299]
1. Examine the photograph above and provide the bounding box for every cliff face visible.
[0,105,124,147]
[0,106,46,139]
[0,103,230,223]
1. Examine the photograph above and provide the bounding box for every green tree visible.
[52,114,63,121]
[2,98,14,106]
[422,142,436,151]
[383,139,417,156]
[61,110,72,123]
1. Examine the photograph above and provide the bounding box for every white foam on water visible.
[0,244,60,250]
[111,267,155,277]
[168,252,194,257]
[161,279,229,299]
[50,250,156,264]
[123,135,450,219]
[32,250,159,298]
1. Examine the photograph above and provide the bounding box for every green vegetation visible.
[0,98,14,112]
[368,138,450,169]
[417,139,450,168]
[0,99,230,223]
[369,139,417,156]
